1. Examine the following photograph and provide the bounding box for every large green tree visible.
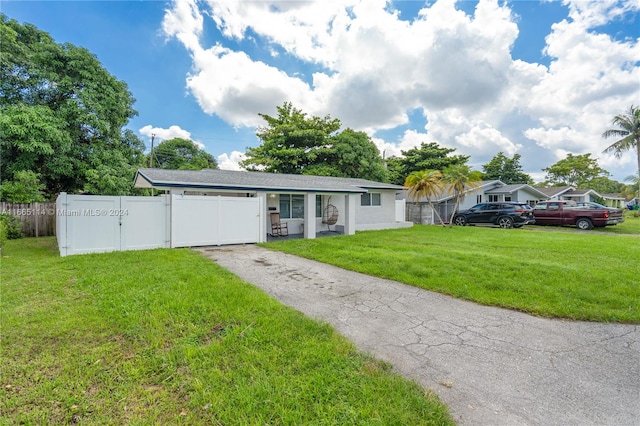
[602,105,640,200]
[542,153,609,188]
[385,142,469,185]
[584,176,624,194]
[303,129,388,181]
[482,152,533,184]
[0,15,144,197]
[241,102,387,181]
[152,138,218,170]
[0,170,45,203]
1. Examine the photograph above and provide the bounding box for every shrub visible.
[0,213,24,239]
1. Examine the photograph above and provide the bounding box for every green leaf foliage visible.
[151,138,218,170]
[0,170,45,203]
[481,152,533,184]
[442,164,483,224]
[241,102,387,181]
[0,15,143,196]
[542,153,609,187]
[385,142,469,185]
[602,105,640,201]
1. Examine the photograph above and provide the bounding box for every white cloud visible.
[217,151,246,170]
[163,0,640,181]
[138,125,205,149]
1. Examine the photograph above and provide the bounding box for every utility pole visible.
[149,134,155,168]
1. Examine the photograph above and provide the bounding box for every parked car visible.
[575,202,616,210]
[452,202,535,229]
[533,200,624,230]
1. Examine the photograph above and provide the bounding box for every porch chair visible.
[322,203,339,232]
[270,212,289,237]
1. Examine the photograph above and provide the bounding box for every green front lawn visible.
[592,214,640,234]
[265,225,639,323]
[1,238,452,425]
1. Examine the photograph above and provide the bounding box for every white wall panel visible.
[63,195,121,255]
[217,197,261,245]
[121,196,169,250]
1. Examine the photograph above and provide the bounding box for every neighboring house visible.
[535,186,626,208]
[483,184,549,207]
[134,168,411,240]
[559,188,602,203]
[534,186,576,200]
[400,181,549,225]
[595,194,626,209]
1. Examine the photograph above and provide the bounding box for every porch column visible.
[343,193,357,235]
[256,192,268,243]
[304,192,316,239]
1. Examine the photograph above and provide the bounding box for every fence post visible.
[35,202,39,237]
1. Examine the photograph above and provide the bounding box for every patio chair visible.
[270,212,289,237]
[322,203,339,231]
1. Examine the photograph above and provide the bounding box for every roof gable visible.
[534,186,576,198]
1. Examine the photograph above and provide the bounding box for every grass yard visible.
[592,213,640,234]
[264,225,639,324]
[1,238,453,425]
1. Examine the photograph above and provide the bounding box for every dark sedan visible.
[452,202,535,228]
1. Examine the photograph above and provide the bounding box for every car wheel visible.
[453,215,467,226]
[576,218,593,230]
[497,216,514,229]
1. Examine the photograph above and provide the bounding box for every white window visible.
[279,194,305,218]
[488,195,499,202]
[476,195,482,203]
[315,195,322,218]
[361,192,381,206]
[505,196,512,202]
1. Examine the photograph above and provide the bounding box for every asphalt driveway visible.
[197,245,640,426]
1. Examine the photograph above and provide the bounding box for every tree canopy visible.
[442,164,483,224]
[602,105,640,200]
[0,15,144,198]
[152,138,218,170]
[542,153,609,188]
[385,142,469,185]
[404,169,445,225]
[241,102,387,181]
[482,152,533,184]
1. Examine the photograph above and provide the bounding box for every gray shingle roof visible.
[485,184,548,198]
[534,186,575,197]
[134,168,404,193]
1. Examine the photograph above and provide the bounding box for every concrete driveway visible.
[197,245,640,426]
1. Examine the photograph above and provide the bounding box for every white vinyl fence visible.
[56,193,262,257]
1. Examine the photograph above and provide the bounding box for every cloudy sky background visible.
[5,0,640,182]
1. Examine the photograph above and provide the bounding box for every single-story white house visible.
[134,168,411,240]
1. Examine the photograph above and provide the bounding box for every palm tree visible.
[404,169,445,225]
[442,164,483,225]
[602,105,640,202]
[622,173,639,202]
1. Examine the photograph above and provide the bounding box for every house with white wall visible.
[134,168,411,240]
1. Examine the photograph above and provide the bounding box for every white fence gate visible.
[56,193,262,257]
[171,195,261,248]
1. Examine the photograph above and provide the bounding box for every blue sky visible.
[3,0,639,182]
